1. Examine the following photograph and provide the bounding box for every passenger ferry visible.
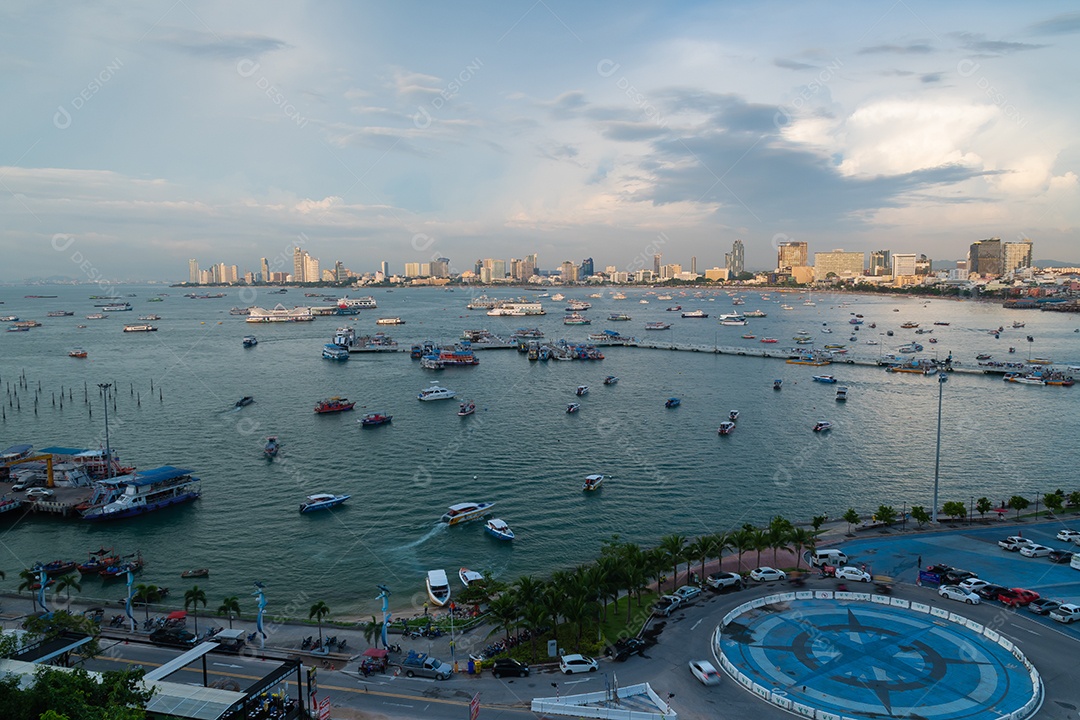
[563,313,591,325]
[436,342,480,366]
[681,309,708,318]
[566,300,592,311]
[123,324,158,333]
[81,466,200,521]
[488,302,545,316]
[645,321,672,330]
[336,296,377,311]
[246,304,315,323]
[376,317,405,325]
[608,313,632,322]
[440,502,495,525]
[322,344,350,360]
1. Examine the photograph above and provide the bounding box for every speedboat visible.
[645,321,672,330]
[359,412,392,426]
[728,410,739,421]
[459,568,484,587]
[665,397,681,408]
[235,396,254,408]
[773,379,783,390]
[813,421,832,432]
[835,387,848,402]
[300,493,351,513]
[181,569,209,579]
[575,385,589,396]
[582,474,604,491]
[741,333,755,339]
[264,436,280,457]
[69,348,88,358]
[812,375,836,383]
[603,375,619,385]
[717,421,736,435]
[314,397,355,413]
[242,335,258,348]
[418,385,457,401]
[760,337,778,343]
[484,518,515,541]
[457,401,476,416]
[566,402,581,413]
[440,502,495,525]
[427,569,451,607]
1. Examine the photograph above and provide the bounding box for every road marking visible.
[691,619,703,631]
[564,678,592,685]
[383,702,414,708]
[1009,623,1040,636]
[212,662,242,668]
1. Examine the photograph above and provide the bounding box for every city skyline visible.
[2,2,1078,281]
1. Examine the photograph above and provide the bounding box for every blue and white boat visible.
[812,375,837,383]
[665,397,681,408]
[484,518,515,541]
[242,335,258,348]
[322,343,349,361]
[299,493,351,513]
[81,467,201,521]
[773,379,783,390]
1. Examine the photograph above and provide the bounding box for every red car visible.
[998,588,1041,607]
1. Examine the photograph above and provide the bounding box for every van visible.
[810,549,848,568]
[1072,553,1080,571]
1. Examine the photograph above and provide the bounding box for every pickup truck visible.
[652,595,682,617]
[998,536,1033,552]
[392,652,453,680]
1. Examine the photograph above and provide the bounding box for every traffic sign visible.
[319,696,331,720]
[469,691,480,720]
[307,666,317,696]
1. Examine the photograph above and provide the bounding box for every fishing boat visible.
[235,396,255,408]
[264,436,280,457]
[77,548,120,575]
[603,375,619,385]
[322,343,350,360]
[242,335,258,348]
[813,421,832,432]
[180,569,209,579]
[566,402,581,413]
[418,385,456,401]
[459,568,484,587]
[484,518,515,541]
[773,379,783,390]
[582,474,604,491]
[314,397,355,413]
[717,421,736,435]
[81,467,201,521]
[681,309,708,318]
[299,493,351,513]
[457,401,476,416]
[359,412,393,426]
[575,385,589,396]
[645,321,672,330]
[440,502,495,525]
[728,410,739,421]
[69,348,88,358]
[812,375,837,383]
[123,324,157,332]
[34,559,79,578]
[665,397,681,408]
[427,569,451,607]
[47,310,75,317]
[835,387,848,402]
[99,554,144,580]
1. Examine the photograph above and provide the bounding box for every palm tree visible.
[53,573,82,606]
[644,546,667,592]
[487,593,520,645]
[217,596,241,629]
[521,602,548,661]
[309,601,330,646]
[729,528,753,573]
[659,534,687,591]
[134,583,159,623]
[686,536,714,583]
[751,528,770,569]
[184,585,208,635]
[768,525,791,567]
[540,583,563,641]
[17,569,38,613]
[512,576,541,610]
[361,616,379,647]
[789,528,815,569]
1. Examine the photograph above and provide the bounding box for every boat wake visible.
[395,523,447,550]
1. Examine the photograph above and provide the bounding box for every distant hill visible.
[1035,259,1080,268]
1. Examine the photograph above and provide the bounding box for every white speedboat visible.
[459,567,484,587]
[813,421,832,432]
[426,569,451,607]
[717,421,736,435]
[575,385,589,396]
[728,410,739,421]
[299,493,351,513]
[485,518,515,541]
[582,474,604,491]
[418,385,457,401]
[440,501,495,525]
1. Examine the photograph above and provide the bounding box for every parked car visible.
[25,488,54,499]
[1019,544,1051,558]
[976,584,1008,601]
[1055,529,1080,543]
[958,578,990,593]
[1047,549,1074,564]
[998,536,1033,552]
[608,637,647,662]
[997,588,1040,607]
[149,628,197,648]
[1027,598,1062,616]
[688,659,722,685]
[925,563,953,576]
[559,654,598,674]
[834,566,871,583]
[706,572,742,591]
[809,549,848,568]
[750,567,786,582]
[942,569,977,585]
[938,585,980,604]
[1049,603,1080,624]
[651,595,682,617]
[672,585,702,603]
[491,658,529,678]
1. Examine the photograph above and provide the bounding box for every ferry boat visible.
[246,304,315,323]
[336,296,377,311]
[47,310,74,317]
[242,335,258,348]
[419,385,456,401]
[563,313,591,325]
[229,307,251,315]
[376,317,405,325]
[812,375,837,383]
[81,466,201,521]
[744,309,767,317]
[102,304,133,312]
[457,401,476,416]
[86,313,107,320]
[645,322,672,330]
[427,569,451,607]
[123,324,157,333]
[138,314,161,321]
[575,385,589,396]
[333,327,356,348]
[466,295,500,310]
[582,474,604,491]
[300,493,351,513]
[781,304,794,310]
[420,355,445,370]
[264,436,280,457]
[720,317,747,326]
[322,343,350,361]
[603,375,619,385]
[835,387,848,402]
[459,568,484,587]
[717,421,736,435]
[440,501,495,525]
[484,518,515,541]
[566,300,592,311]
[359,412,393,426]
[69,348,88,358]
[566,402,581,413]
[681,310,708,318]
[436,343,480,366]
[665,397,681,408]
[0,496,23,517]
[488,302,545,316]
[813,421,832,432]
[608,313,632,322]
[314,397,356,413]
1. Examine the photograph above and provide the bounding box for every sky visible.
[1,1,1078,281]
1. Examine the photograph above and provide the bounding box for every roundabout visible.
[715,590,1042,720]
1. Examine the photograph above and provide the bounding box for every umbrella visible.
[362,648,388,658]
[167,610,187,621]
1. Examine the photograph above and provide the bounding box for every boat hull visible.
[82,491,200,521]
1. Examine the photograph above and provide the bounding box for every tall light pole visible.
[932,372,947,524]
[98,383,112,477]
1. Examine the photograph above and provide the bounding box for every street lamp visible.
[931,372,947,524]
[969,496,974,525]
[97,383,112,478]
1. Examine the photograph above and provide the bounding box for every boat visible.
[563,313,591,325]
[314,397,356,413]
[435,343,480,366]
[440,502,495,525]
[566,402,581,413]
[419,355,445,370]
[760,337,778,343]
[665,397,681,408]
[300,493,351,513]
[551,293,565,302]
[813,421,832,432]
[376,317,405,325]
[1012,321,1025,328]
[457,401,476,417]
[77,549,120,575]
[34,559,79,578]
[264,436,280,457]
[459,568,484,587]
[322,343,350,360]
[835,387,848,402]
[849,318,863,325]
[781,304,794,310]
[728,410,739,421]
[81,467,201,521]
[102,304,132,312]
[823,344,846,350]
[47,310,75,317]
[681,310,708,318]
[359,412,393,426]
[69,348,88,358]
[821,328,833,334]
[418,385,457,401]
[1007,375,1046,386]
[900,322,919,329]
[607,313,632,321]
[717,421,736,435]
[741,333,755,339]
[666,306,683,312]
[566,300,592,311]
[575,385,589,396]
[582,474,604,491]
[929,338,938,344]
[138,314,161,321]
[773,379,783,390]
[898,344,924,353]
[336,295,378,311]
[246,304,315,323]
[645,322,672,330]
[123,324,157,332]
[866,340,878,345]
[99,554,144,580]
[933,322,950,326]
[484,518,515,541]
[180,569,209,579]
[427,569,451,607]
[230,307,251,316]
[235,396,254,408]
[242,335,258,348]
[812,375,837,383]
[603,375,619,385]
[744,310,767,317]
[720,317,747,326]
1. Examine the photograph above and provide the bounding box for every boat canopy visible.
[447,502,480,513]
[125,466,194,487]
[1,444,33,458]
[428,569,449,587]
[488,519,510,531]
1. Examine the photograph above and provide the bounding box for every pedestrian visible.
[917,555,922,569]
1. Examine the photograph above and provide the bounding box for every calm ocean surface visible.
[1,284,1078,616]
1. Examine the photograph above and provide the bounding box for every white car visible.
[25,488,54,499]
[939,585,981,605]
[959,578,990,593]
[1019,544,1051,558]
[1055,529,1080,543]
[998,536,1033,551]
[559,654,598,674]
[672,585,702,603]
[688,659,721,685]
[1049,603,1080,624]
[834,566,871,582]
[750,567,786,582]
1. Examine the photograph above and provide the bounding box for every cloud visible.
[389,68,443,97]
[545,91,589,119]
[536,141,580,162]
[952,32,1048,54]
[1027,12,1080,35]
[858,43,933,55]
[920,73,943,84]
[599,121,668,142]
[774,58,817,71]
[159,29,289,59]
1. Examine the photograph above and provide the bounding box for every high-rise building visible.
[813,250,864,281]
[1003,240,1033,273]
[915,255,932,276]
[580,258,594,278]
[777,241,808,270]
[690,256,697,275]
[967,238,1003,276]
[404,262,422,277]
[560,261,578,283]
[653,254,662,275]
[188,259,200,284]
[260,258,269,282]
[304,255,319,283]
[431,257,450,278]
[293,247,306,282]
[333,261,347,282]
[891,253,917,277]
[869,250,891,276]
[729,240,744,276]
[524,253,538,279]
[380,261,390,277]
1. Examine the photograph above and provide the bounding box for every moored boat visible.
[582,474,604,491]
[180,568,209,578]
[77,548,120,575]
[322,343,350,360]
[359,412,393,426]
[608,313,632,321]
[300,493,351,513]
[717,421,736,435]
[314,397,355,413]
[426,569,451,607]
[34,559,79,578]
[484,518,515,541]
[459,568,484,587]
[457,401,476,417]
[376,317,405,325]
[563,313,591,325]
[418,385,457,401]
[81,467,200,521]
[440,502,495,525]
[760,337,778,343]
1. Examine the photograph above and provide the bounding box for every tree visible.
[942,501,966,522]
[487,593,520,645]
[521,602,549,660]
[789,528,815,569]
[875,505,897,526]
[0,666,153,720]
[21,610,102,660]
[184,585,207,636]
[1008,495,1030,519]
[750,528,770,569]
[17,569,39,613]
[767,518,792,567]
[686,536,714,584]
[811,515,827,533]
[910,506,931,528]
[308,601,330,645]
[843,508,860,534]
[976,497,993,520]
[133,583,159,623]
[1069,491,1080,508]
[1044,492,1063,516]
[217,596,241,629]
[53,573,82,606]
[729,528,753,572]
[659,534,687,591]
[361,616,378,647]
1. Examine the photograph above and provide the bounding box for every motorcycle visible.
[301,636,313,650]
